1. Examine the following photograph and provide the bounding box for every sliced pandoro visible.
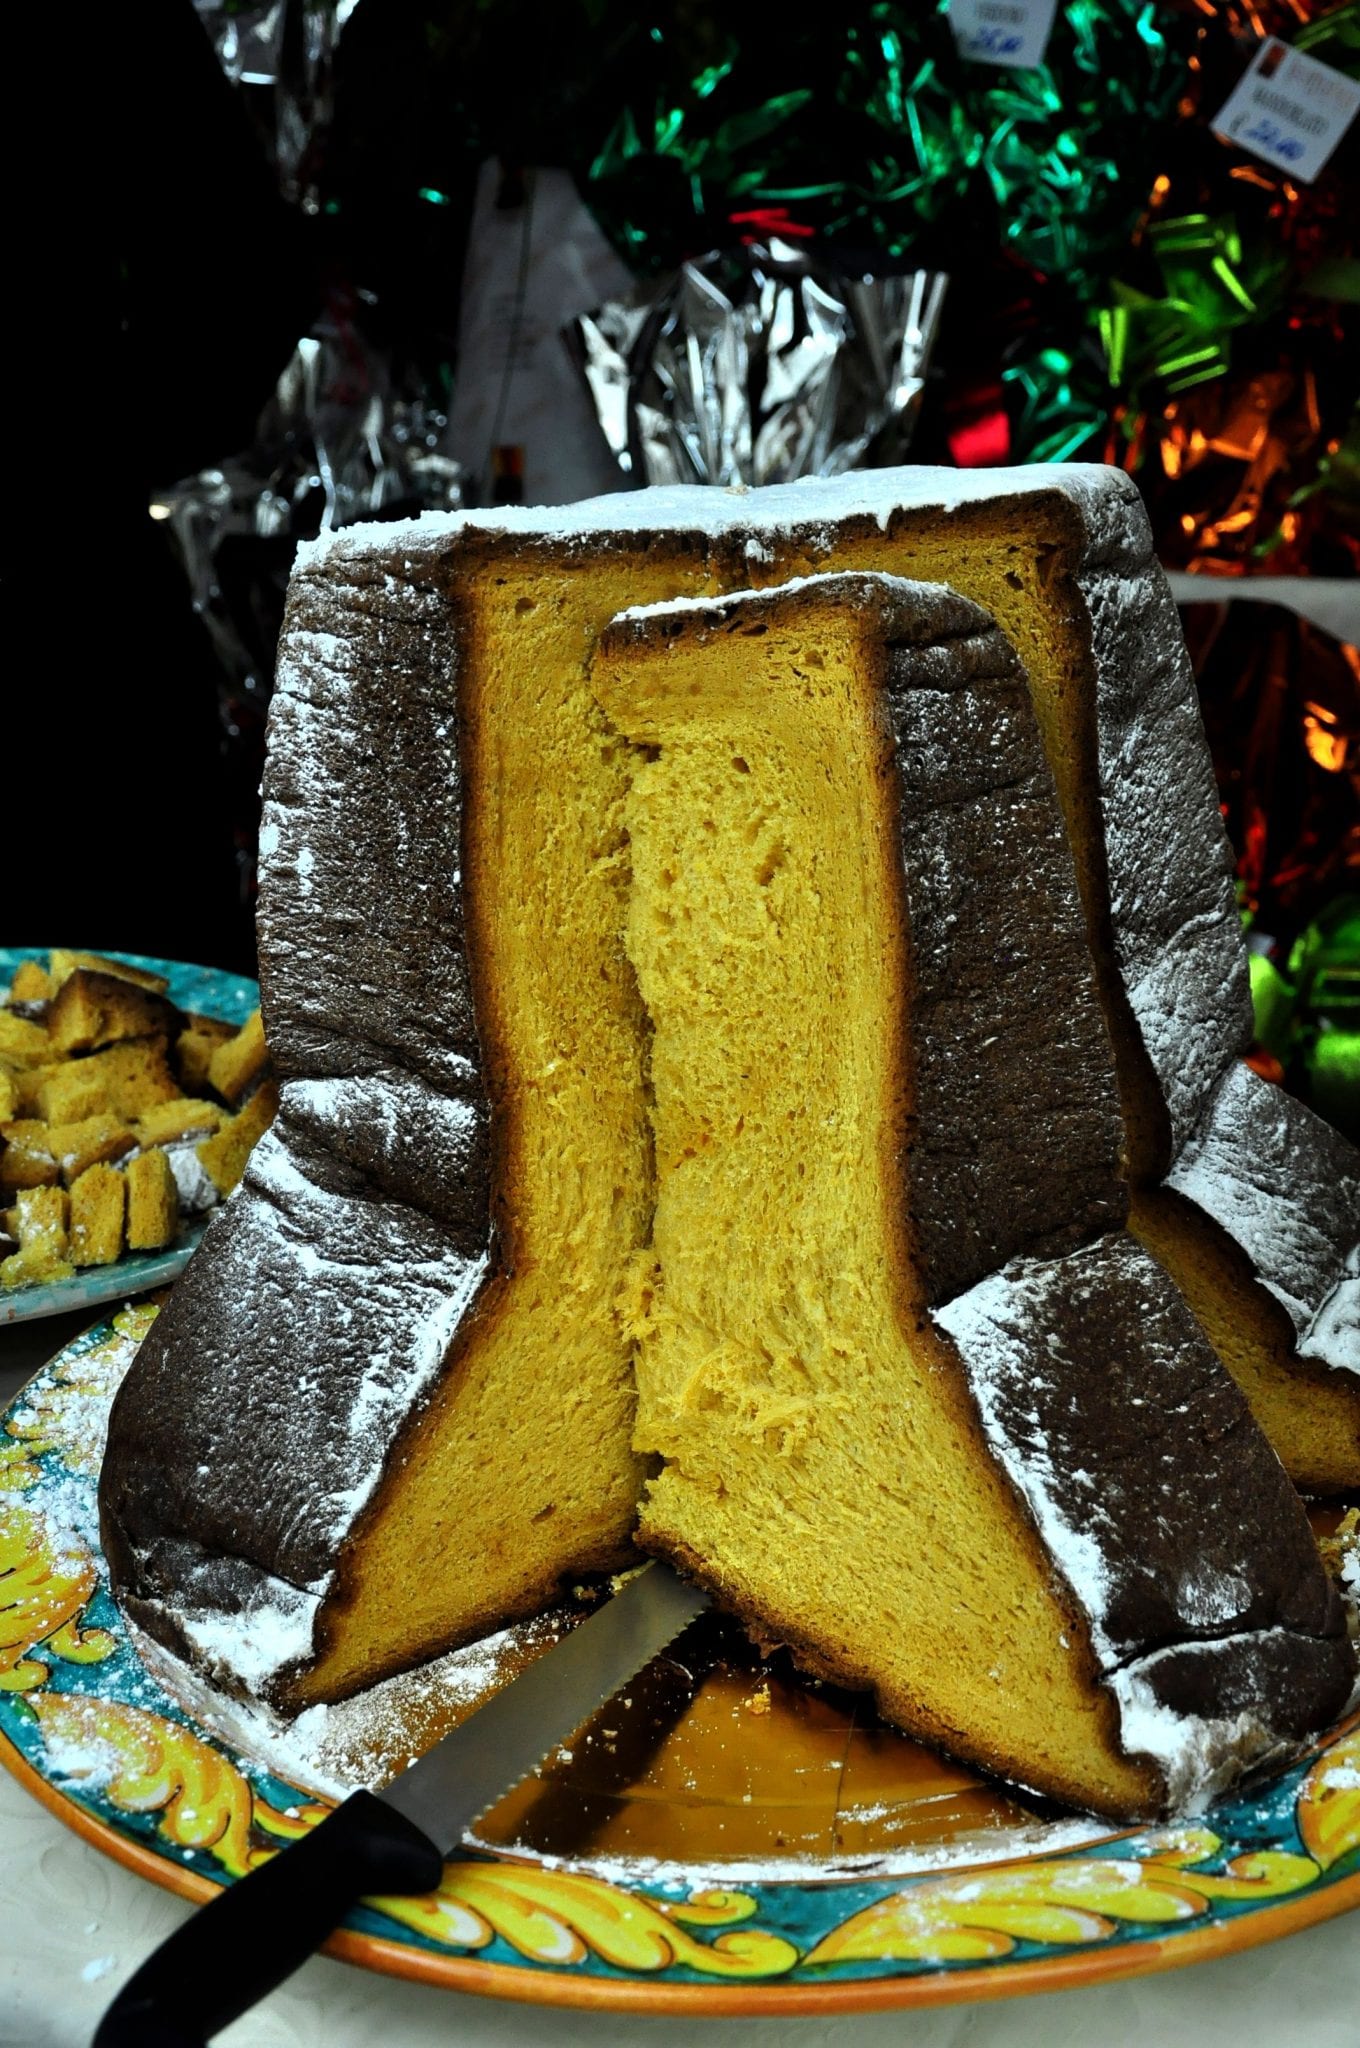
[101,468,1355,1719]
[591,574,1352,1821]
[101,551,652,1711]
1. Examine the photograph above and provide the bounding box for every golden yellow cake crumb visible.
[0,1013,52,1068]
[69,1163,126,1267]
[1,1185,73,1287]
[49,1115,137,1184]
[81,1039,180,1118]
[49,949,169,995]
[175,1015,236,1093]
[0,1073,15,1122]
[196,1080,279,1197]
[1319,1508,1359,1588]
[47,969,178,1057]
[207,1009,270,1105]
[8,961,54,1005]
[125,1149,179,1251]
[135,1097,223,1147]
[0,1121,59,1190]
[34,1062,111,1125]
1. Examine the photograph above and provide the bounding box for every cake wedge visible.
[592,573,1353,1820]
[100,467,1356,1725]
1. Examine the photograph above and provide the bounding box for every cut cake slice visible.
[100,468,1356,1722]
[591,573,1353,1819]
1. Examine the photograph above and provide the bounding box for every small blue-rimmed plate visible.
[0,948,259,1325]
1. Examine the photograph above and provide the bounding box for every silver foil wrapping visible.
[570,239,946,486]
[192,0,359,210]
[152,304,465,902]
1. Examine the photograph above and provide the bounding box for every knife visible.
[94,1562,709,2047]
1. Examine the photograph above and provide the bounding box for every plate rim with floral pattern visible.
[0,948,258,1325]
[1,1305,1358,2017]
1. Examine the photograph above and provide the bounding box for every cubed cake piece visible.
[50,1115,136,1184]
[135,1097,223,1148]
[49,949,170,994]
[0,1073,15,1122]
[70,1163,126,1266]
[47,970,180,1056]
[196,1081,279,1197]
[82,1039,180,1118]
[8,960,54,1006]
[1,1185,73,1287]
[34,1061,112,1125]
[0,1013,52,1069]
[175,1014,237,1093]
[206,1010,270,1105]
[8,1069,46,1116]
[125,1149,179,1250]
[0,1121,59,1190]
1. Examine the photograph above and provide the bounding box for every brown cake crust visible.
[1166,1060,1360,1369]
[101,547,502,1692]
[606,572,1353,1817]
[99,471,1357,1713]
[882,619,1125,1300]
[602,574,1127,1306]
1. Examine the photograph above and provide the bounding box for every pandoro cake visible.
[592,574,1351,1818]
[100,468,1356,1792]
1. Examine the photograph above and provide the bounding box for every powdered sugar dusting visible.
[174,1578,324,1696]
[936,1259,1115,1649]
[1109,1643,1291,1814]
[541,1813,1114,1890]
[1083,559,1252,1153]
[1306,1252,1360,1371]
[294,463,1131,573]
[13,1310,152,1482]
[131,1611,562,1801]
[611,569,986,631]
[934,1233,1346,1808]
[164,1142,219,1215]
[1167,1061,1360,1374]
[128,1620,1115,1882]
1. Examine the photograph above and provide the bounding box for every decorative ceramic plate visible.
[2,1309,1358,2017]
[0,949,258,1325]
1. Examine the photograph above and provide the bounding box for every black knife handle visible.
[94,1789,444,2047]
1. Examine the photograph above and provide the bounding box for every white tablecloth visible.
[3,1314,1358,2048]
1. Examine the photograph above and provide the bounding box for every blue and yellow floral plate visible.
[0,950,258,1325]
[1,1305,1358,2015]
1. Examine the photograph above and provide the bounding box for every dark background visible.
[18,0,1005,980]
[21,0,1358,1018]
[25,1,485,976]
[28,5,311,974]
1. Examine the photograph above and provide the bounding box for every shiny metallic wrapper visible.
[152,306,465,903]
[192,0,359,210]
[154,309,465,704]
[570,238,946,486]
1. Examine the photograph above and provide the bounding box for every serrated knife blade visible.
[379,1560,710,1849]
[95,1561,710,2047]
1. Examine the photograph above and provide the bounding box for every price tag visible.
[948,0,1058,71]
[1212,38,1360,184]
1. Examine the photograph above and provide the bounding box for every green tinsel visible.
[1251,900,1360,1139]
[416,0,1356,484]
[583,1,1184,286]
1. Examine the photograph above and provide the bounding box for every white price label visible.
[1212,37,1360,185]
[948,0,1058,71]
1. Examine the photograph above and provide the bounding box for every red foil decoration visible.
[1180,598,1360,944]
